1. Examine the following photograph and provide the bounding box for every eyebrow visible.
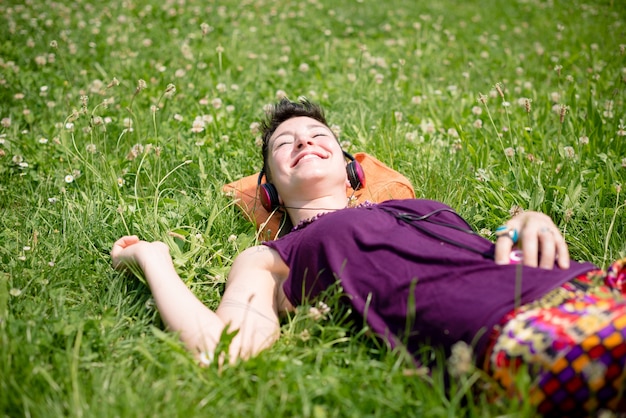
[270,123,331,146]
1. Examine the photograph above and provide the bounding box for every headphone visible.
[257,151,366,212]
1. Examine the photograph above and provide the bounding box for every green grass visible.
[1,0,625,416]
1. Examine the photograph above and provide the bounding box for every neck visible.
[284,194,349,226]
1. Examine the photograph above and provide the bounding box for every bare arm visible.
[111,236,288,363]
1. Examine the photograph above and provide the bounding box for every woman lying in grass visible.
[112,98,626,416]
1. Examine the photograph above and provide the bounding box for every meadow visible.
[1,0,625,416]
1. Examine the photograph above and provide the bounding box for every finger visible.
[538,228,556,269]
[111,236,139,267]
[555,232,570,269]
[520,227,539,268]
[114,235,139,248]
[494,225,516,265]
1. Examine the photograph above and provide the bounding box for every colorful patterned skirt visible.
[483,258,626,416]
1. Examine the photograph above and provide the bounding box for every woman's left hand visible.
[493,211,570,269]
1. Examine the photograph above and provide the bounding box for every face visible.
[266,116,348,201]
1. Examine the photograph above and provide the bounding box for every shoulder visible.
[232,245,289,276]
[377,198,454,212]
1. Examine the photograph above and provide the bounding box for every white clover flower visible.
[308,307,323,321]
[198,350,214,366]
[191,116,205,133]
[447,341,473,377]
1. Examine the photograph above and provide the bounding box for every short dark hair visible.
[260,98,328,181]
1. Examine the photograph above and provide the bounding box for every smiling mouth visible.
[292,152,327,167]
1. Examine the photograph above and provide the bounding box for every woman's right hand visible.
[111,235,170,272]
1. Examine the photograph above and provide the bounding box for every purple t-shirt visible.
[264,199,597,358]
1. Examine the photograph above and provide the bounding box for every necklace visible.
[291,201,374,231]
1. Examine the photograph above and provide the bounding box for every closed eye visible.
[275,140,293,149]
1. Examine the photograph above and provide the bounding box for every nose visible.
[294,131,313,149]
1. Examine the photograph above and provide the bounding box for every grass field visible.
[1,0,625,416]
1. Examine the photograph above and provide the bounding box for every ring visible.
[495,225,519,244]
[539,226,551,234]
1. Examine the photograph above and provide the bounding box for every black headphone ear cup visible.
[346,160,366,190]
[259,183,280,212]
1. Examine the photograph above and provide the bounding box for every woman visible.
[112,99,626,415]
